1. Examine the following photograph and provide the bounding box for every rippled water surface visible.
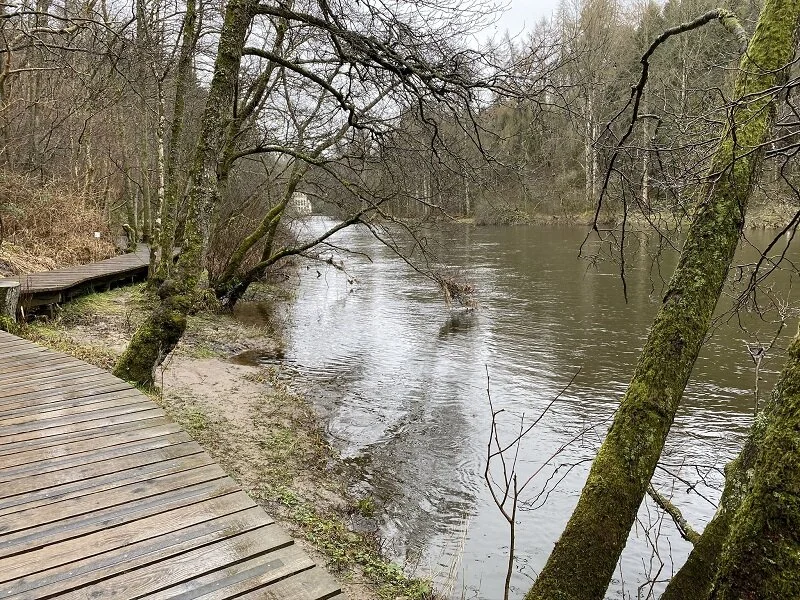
[254,218,795,599]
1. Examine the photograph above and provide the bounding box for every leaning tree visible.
[525,0,800,598]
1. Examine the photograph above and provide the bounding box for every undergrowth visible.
[265,486,440,600]
[0,171,117,275]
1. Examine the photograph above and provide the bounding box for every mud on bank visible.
[16,283,441,600]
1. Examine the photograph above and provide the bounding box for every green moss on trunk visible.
[709,325,800,599]
[661,427,764,599]
[115,0,258,386]
[112,293,188,387]
[525,2,800,598]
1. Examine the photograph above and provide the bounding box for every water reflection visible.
[438,310,479,337]
[249,217,795,599]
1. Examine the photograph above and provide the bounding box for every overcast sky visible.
[485,0,562,39]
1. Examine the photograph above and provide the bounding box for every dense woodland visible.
[1,0,794,261]
[2,0,800,598]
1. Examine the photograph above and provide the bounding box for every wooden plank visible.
[0,402,158,437]
[0,421,182,468]
[0,330,339,600]
[0,380,133,414]
[0,463,227,537]
[0,476,239,558]
[0,430,193,481]
[0,356,89,376]
[0,408,165,446]
[0,372,117,400]
[234,569,343,600]
[0,392,145,429]
[150,543,314,600]
[55,527,295,600]
[0,365,107,388]
[0,416,171,455]
[0,351,100,368]
[0,444,208,513]
[0,493,259,586]
[3,505,270,599]
[0,385,139,419]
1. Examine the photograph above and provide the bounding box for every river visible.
[243,217,795,599]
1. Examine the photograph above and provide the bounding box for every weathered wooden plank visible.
[4,248,152,303]
[0,493,259,586]
[0,463,227,537]
[0,445,208,513]
[0,380,133,413]
[0,416,171,455]
[0,430,193,480]
[0,356,91,376]
[0,476,239,558]
[0,331,340,600]
[0,386,140,419]
[0,402,158,437]
[150,543,314,600]
[0,421,182,468]
[55,527,295,600]
[0,393,146,429]
[3,505,270,599]
[0,352,84,370]
[0,408,165,445]
[234,569,344,600]
[0,365,109,388]
[0,372,117,400]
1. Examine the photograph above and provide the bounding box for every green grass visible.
[266,487,439,600]
[18,322,117,369]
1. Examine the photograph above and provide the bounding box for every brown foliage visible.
[0,172,116,275]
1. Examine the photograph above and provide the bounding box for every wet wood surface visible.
[0,330,343,599]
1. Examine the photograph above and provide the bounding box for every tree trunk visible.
[660,397,768,600]
[114,0,257,387]
[525,2,800,598]
[707,323,800,598]
[154,0,199,283]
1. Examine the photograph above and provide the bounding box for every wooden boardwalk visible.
[0,331,343,599]
[5,247,155,309]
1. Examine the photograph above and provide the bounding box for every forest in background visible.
[1,0,794,280]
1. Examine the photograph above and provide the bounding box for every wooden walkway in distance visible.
[5,247,155,309]
[0,331,343,600]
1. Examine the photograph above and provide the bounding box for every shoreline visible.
[16,282,442,600]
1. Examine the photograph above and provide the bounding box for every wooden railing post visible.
[0,280,20,326]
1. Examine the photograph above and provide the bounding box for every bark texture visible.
[114,0,257,386]
[154,0,199,283]
[660,411,764,599]
[525,2,800,598]
[709,324,800,599]
[0,280,19,331]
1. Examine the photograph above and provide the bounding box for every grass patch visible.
[265,487,438,600]
[18,322,117,369]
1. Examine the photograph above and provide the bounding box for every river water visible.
[247,217,795,599]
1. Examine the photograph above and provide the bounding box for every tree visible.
[525,1,800,598]
[113,0,504,386]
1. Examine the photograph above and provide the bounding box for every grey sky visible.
[486,0,562,38]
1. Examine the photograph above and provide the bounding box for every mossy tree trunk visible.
[114,0,258,387]
[707,323,800,598]
[664,321,800,599]
[525,2,800,599]
[660,396,769,599]
[153,0,199,283]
